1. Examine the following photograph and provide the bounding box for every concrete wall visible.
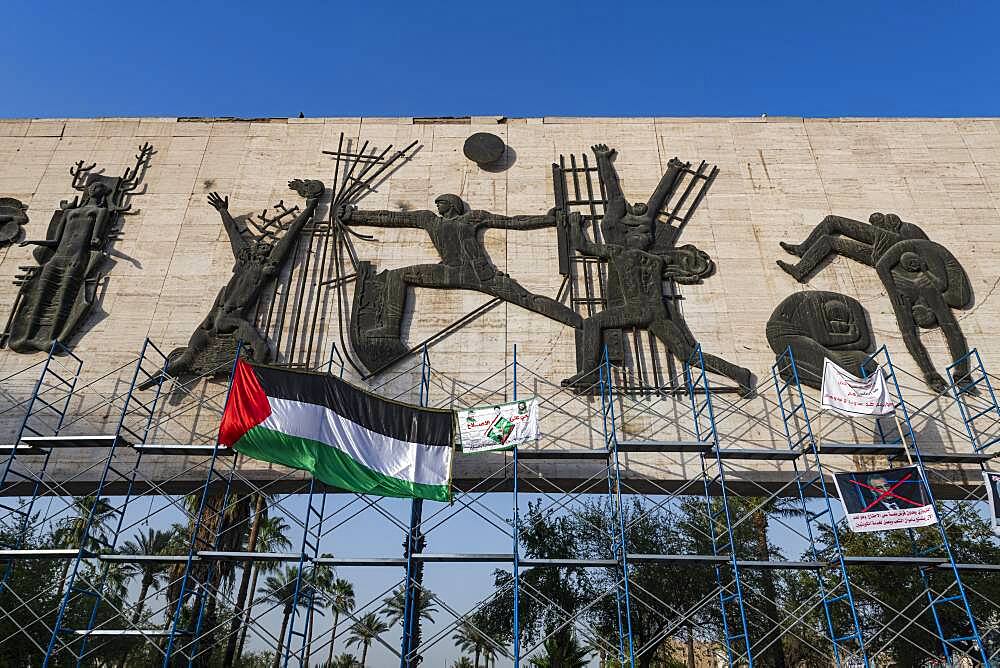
[0,116,997,494]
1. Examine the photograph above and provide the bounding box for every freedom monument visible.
[0,116,996,495]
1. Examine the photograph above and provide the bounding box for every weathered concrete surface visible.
[0,116,997,496]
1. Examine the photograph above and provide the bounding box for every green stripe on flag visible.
[233,425,451,502]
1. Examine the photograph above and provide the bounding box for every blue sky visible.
[2,0,999,119]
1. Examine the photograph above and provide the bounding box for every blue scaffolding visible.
[43,338,172,667]
[684,345,754,667]
[0,334,992,666]
[771,346,870,667]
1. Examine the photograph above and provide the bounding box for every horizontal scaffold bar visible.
[818,443,905,455]
[6,551,977,571]
[617,440,714,453]
[20,435,124,449]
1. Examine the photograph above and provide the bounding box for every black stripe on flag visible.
[249,364,454,447]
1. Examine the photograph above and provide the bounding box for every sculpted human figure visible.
[165,179,324,378]
[591,143,686,248]
[562,146,754,394]
[766,291,876,390]
[778,213,974,392]
[9,182,119,353]
[340,196,582,370]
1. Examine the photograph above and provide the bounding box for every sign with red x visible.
[833,466,936,532]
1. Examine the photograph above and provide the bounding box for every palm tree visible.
[450,658,475,668]
[120,528,175,624]
[324,577,356,667]
[380,585,438,627]
[528,629,589,668]
[53,495,117,593]
[451,619,488,668]
[327,653,361,668]
[235,514,292,660]
[259,566,313,668]
[224,493,269,668]
[346,612,389,667]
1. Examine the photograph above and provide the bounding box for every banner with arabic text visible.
[833,466,936,532]
[458,398,539,453]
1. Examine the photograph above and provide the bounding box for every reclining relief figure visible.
[778,213,975,392]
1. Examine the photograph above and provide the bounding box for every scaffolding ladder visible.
[42,338,171,667]
[771,347,870,666]
[863,346,990,665]
[684,345,754,667]
[0,343,83,591]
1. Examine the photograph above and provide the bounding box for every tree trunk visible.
[224,494,265,668]
[132,573,153,625]
[326,610,340,667]
[753,512,787,668]
[236,564,262,660]
[361,640,370,667]
[474,646,480,668]
[686,622,695,668]
[272,606,292,668]
[303,598,315,667]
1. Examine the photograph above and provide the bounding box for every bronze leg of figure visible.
[562,308,649,389]
[777,237,874,282]
[780,215,877,256]
[210,313,269,364]
[481,274,582,328]
[649,315,754,396]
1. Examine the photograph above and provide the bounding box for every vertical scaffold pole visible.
[162,343,244,668]
[598,346,635,668]
[44,338,167,667]
[512,344,521,667]
[0,342,82,593]
[683,344,753,668]
[862,346,989,666]
[400,345,431,668]
[771,347,869,667]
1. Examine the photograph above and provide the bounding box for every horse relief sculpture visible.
[766,291,876,389]
[4,144,154,354]
[778,213,975,393]
[339,196,582,373]
[156,179,325,382]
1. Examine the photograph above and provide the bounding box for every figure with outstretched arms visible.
[560,144,754,395]
[340,194,581,371]
[161,179,324,379]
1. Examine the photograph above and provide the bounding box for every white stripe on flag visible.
[261,397,451,486]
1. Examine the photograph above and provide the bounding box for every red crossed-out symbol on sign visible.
[850,472,923,512]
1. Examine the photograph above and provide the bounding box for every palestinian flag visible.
[219,360,455,501]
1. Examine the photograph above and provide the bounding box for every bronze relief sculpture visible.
[0,198,28,246]
[561,145,754,395]
[4,144,154,353]
[157,179,325,381]
[340,196,582,372]
[778,213,974,393]
[766,291,875,389]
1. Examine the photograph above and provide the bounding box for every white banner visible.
[833,466,937,532]
[457,398,539,453]
[820,358,896,416]
[986,471,1000,534]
